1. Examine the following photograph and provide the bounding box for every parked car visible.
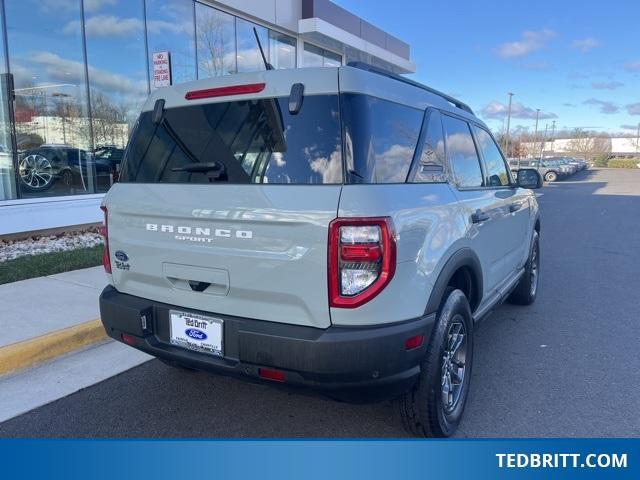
[509,158,566,182]
[94,145,125,181]
[18,144,122,192]
[99,63,543,437]
[18,144,91,192]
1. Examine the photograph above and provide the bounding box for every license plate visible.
[169,310,223,356]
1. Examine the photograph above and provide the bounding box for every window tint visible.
[410,110,447,183]
[120,95,342,184]
[473,126,510,186]
[442,115,483,188]
[342,94,422,183]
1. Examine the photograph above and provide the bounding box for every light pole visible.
[539,123,548,160]
[550,120,556,154]
[505,92,514,156]
[533,109,540,158]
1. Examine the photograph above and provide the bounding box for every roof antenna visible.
[253,27,273,70]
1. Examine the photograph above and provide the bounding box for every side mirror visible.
[517,168,542,189]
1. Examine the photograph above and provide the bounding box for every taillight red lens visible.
[340,244,382,262]
[100,206,111,274]
[185,83,266,100]
[328,217,396,308]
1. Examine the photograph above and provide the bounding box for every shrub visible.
[593,155,611,167]
[607,158,639,169]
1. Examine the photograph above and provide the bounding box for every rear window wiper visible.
[172,162,227,181]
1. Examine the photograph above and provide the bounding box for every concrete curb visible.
[0,319,107,377]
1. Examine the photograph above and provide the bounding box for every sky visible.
[337,0,640,137]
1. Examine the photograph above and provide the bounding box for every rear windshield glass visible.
[120,95,342,184]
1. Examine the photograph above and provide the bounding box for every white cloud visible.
[481,101,557,120]
[496,29,556,59]
[28,51,147,99]
[372,144,414,183]
[40,0,117,13]
[627,103,640,115]
[625,61,640,72]
[64,15,143,38]
[570,38,600,53]
[591,81,623,90]
[308,148,342,183]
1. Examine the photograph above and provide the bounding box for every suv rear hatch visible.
[104,69,341,328]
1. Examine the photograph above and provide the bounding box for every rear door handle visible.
[509,203,521,213]
[471,210,490,224]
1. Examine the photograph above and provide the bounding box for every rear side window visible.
[441,115,483,188]
[342,94,422,183]
[473,126,511,186]
[409,109,447,183]
[120,95,342,184]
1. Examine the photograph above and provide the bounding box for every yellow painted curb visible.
[0,319,107,377]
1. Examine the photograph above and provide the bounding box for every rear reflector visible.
[121,333,136,346]
[258,368,286,382]
[100,206,111,274]
[405,335,424,350]
[185,83,265,100]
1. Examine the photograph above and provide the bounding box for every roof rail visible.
[346,61,474,115]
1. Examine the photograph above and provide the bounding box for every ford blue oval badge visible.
[185,328,207,341]
[115,250,129,262]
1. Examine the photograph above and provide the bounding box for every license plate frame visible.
[169,310,223,357]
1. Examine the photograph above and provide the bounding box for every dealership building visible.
[0,0,413,236]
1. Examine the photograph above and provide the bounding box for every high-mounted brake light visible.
[185,83,265,100]
[328,217,396,308]
[100,206,111,274]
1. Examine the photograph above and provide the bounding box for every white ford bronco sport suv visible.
[99,63,542,437]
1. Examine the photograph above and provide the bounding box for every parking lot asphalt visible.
[1,168,639,438]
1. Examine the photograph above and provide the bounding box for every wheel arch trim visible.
[425,248,483,316]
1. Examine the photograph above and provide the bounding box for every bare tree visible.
[196,9,235,77]
[566,128,611,161]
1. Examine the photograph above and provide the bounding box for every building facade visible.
[0,0,413,235]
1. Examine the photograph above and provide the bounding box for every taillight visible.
[328,217,396,308]
[100,206,111,274]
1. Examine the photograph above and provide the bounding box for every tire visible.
[398,289,474,437]
[544,171,557,182]
[508,231,540,305]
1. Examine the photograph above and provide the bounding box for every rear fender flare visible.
[425,248,483,315]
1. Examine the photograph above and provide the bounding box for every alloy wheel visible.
[441,318,467,414]
[530,241,539,297]
[19,154,53,189]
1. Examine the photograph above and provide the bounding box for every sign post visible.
[152,51,172,88]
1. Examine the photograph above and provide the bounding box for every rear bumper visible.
[99,286,435,402]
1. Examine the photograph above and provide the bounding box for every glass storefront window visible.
[323,49,342,67]
[269,31,296,69]
[146,0,197,86]
[236,17,268,73]
[303,43,341,68]
[85,0,148,193]
[6,0,92,198]
[303,43,324,67]
[0,4,16,201]
[196,2,236,78]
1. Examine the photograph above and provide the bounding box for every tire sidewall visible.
[418,289,474,436]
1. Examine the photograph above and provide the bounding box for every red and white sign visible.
[153,51,172,88]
